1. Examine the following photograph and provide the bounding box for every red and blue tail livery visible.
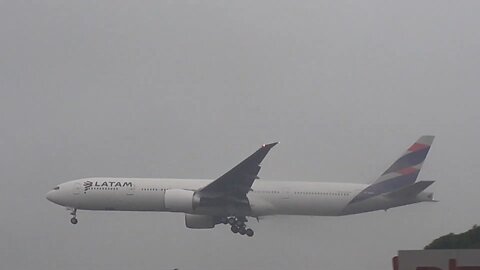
[349,136,434,204]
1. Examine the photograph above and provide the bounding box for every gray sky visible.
[1,1,480,269]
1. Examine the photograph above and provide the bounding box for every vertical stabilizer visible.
[349,136,434,204]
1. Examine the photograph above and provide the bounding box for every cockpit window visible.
[53,186,60,190]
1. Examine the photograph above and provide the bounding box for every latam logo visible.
[83,181,133,193]
[83,181,93,192]
[393,257,480,270]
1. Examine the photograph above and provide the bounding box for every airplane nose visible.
[46,190,56,203]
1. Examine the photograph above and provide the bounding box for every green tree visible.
[425,225,480,249]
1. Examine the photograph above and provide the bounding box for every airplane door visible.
[73,182,82,195]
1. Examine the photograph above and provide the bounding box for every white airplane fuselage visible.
[46,177,432,217]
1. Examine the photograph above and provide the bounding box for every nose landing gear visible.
[69,208,78,224]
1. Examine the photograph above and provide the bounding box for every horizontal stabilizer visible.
[386,180,435,198]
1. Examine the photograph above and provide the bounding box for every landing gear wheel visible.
[227,216,254,236]
[235,220,245,227]
[70,217,78,224]
[69,208,78,224]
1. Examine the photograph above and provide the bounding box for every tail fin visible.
[350,136,434,204]
[373,135,434,186]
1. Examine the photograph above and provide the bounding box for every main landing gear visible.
[69,208,78,224]
[219,216,254,237]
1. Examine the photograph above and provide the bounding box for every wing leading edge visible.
[198,142,278,197]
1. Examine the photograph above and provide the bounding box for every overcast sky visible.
[1,1,480,270]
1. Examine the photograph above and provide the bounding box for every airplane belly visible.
[248,194,276,216]
[257,195,352,216]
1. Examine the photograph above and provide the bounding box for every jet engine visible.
[185,214,216,229]
[164,189,199,213]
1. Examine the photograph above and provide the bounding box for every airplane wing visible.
[198,142,278,198]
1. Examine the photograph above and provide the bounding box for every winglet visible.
[262,142,279,149]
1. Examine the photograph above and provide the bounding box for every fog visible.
[1,1,480,269]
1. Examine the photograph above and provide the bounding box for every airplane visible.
[46,136,436,237]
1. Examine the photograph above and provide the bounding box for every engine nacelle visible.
[164,189,197,213]
[185,214,215,229]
